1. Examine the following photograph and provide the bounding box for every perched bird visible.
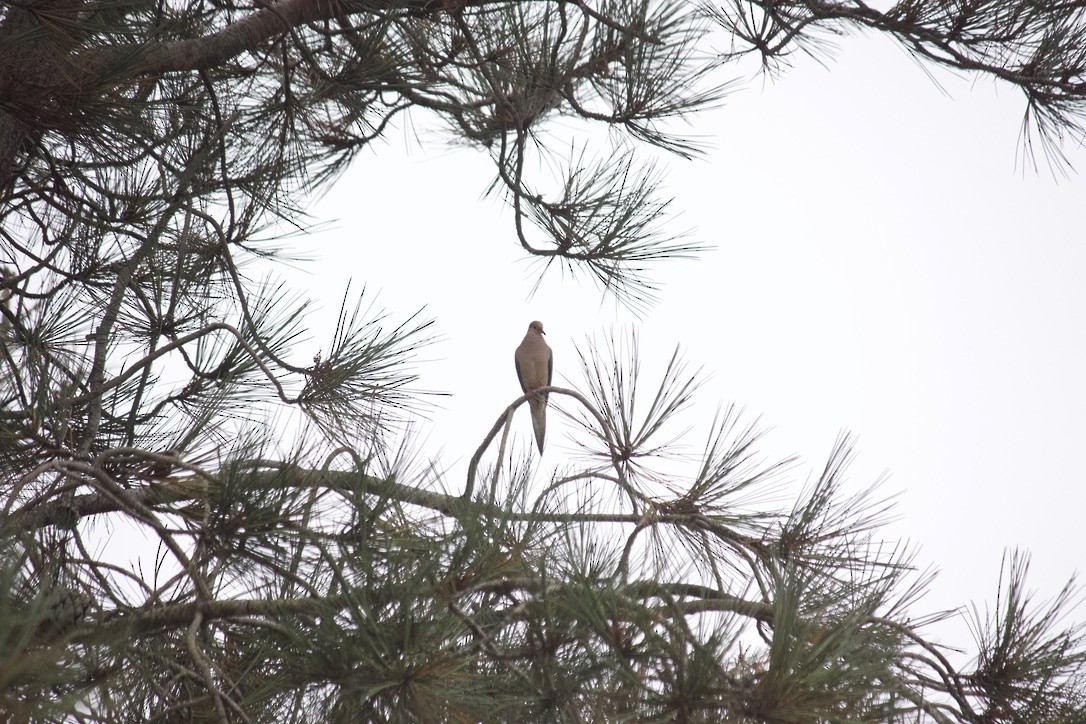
[514,320,553,453]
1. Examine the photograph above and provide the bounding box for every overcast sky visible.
[285,29,1086,651]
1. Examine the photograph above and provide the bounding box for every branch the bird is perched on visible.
[514,320,552,452]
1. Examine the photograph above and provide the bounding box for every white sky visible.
[284,30,1086,651]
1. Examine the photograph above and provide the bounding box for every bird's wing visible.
[515,353,527,394]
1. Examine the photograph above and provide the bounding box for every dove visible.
[514,320,552,453]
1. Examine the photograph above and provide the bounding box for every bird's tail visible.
[528,392,548,453]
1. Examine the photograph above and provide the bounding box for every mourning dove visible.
[514,320,552,453]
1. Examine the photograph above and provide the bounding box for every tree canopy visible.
[2,0,1086,720]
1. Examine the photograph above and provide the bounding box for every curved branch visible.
[68,322,301,409]
[464,385,622,499]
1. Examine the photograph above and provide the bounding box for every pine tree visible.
[2,0,1085,720]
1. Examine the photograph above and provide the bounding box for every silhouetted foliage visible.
[2,0,1085,720]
